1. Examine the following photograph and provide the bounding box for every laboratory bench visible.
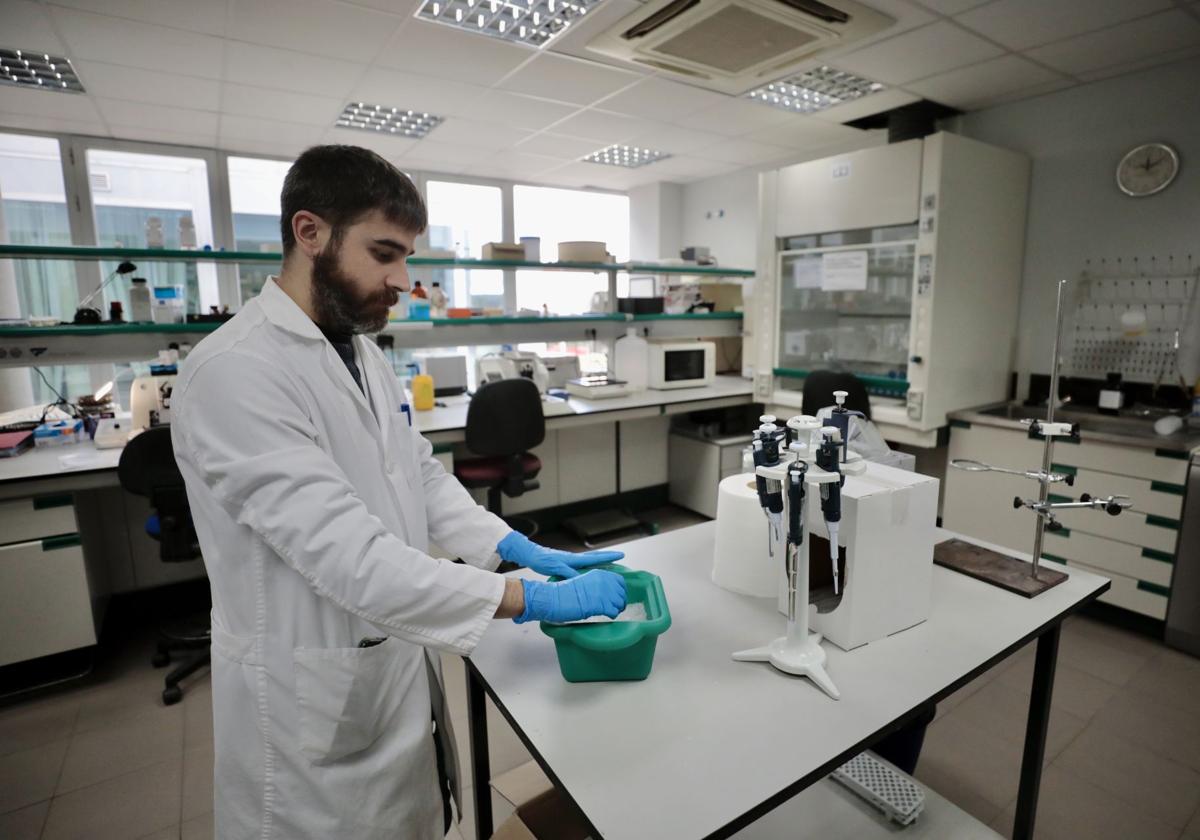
[0,378,754,670]
[466,522,1109,840]
[943,401,1199,624]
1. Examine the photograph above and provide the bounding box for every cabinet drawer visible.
[1067,438,1189,484]
[0,536,97,667]
[1048,494,1178,555]
[1066,557,1168,621]
[0,494,78,547]
[1044,529,1172,587]
[1047,464,1183,520]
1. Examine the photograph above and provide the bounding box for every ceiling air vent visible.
[589,0,893,95]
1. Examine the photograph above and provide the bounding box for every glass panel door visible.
[228,155,292,304]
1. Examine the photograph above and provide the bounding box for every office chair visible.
[454,377,544,539]
[800,370,873,420]
[117,426,210,706]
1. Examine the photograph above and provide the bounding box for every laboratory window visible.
[425,180,503,311]
[227,155,292,304]
[85,148,218,316]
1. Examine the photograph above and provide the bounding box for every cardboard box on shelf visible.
[490,760,593,840]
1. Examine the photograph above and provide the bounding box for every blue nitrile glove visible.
[513,570,628,624]
[497,531,624,579]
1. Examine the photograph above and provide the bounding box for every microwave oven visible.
[647,341,716,390]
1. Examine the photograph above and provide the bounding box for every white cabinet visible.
[668,432,750,518]
[943,420,1184,620]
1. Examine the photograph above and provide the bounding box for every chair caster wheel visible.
[162,685,183,705]
[152,651,171,668]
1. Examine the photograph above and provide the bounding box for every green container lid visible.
[540,565,671,683]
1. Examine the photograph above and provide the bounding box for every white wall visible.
[957,56,1200,385]
[628,182,682,261]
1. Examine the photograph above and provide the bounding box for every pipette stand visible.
[732,447,857,700]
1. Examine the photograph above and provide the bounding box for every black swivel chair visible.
[454,378,544,538]
[800,369,873,419]
[117,426,210,705]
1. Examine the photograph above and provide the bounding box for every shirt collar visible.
[258,276,325,341]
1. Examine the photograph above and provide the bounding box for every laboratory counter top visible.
[949,401,1200,454]
[415,375,754,439]
[468,523,1110,840]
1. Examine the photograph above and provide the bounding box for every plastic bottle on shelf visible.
[129,277,153,322]
[612,326,649,391]
[145,216,164,249]
[429,282,448,318]
[178,215,197,249]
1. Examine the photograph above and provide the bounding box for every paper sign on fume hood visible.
[821,250,868,291]
[792,258,822,289]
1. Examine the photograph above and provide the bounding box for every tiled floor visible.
[3,506,1199,839]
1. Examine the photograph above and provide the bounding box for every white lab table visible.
[464,523,1110,840]
[417,374,754,442]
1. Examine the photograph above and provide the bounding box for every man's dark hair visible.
[280,145,426,255]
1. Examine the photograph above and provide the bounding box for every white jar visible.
[612,326,649,390]
[129,278,153,322]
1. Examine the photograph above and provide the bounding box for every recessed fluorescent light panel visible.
[582,144,670,169]
[0,48,84,93]
[335,103,443,138]
[414,0,605,49]
[746,66,883,114]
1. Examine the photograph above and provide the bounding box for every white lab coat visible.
[172,278,511,839]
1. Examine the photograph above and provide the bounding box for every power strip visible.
[830,751,925,826]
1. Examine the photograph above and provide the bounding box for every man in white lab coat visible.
[172,145,627,839]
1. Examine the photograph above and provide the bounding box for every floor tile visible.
[989,764,1178,840]
[1090,687,1200,772]
[0,738,69,814]
[1054,724,1200,828]
[995,658,1119,721]
[42,756,182,840]
[180,810,213,840]
[914,715,1023,822]
[136,827,181,839]
[57,705,184,794]
[0,692,81,756]
[182,680,213,751]
[948,678,1086,764]
[72,670,184,735]
[0,799,50,840]
[1057,619,1156,686]
[181,744,214,822]
[1184,803,1200,839]
[1125,649,1200,715]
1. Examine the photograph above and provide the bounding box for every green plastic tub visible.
[540,565,671,683]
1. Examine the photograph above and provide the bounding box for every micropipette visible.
[815,428,844,595]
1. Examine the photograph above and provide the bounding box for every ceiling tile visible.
[972,77,1074,108]
[0,85,104,122]
[0,111,108,136]
[593,76,729,122]
[423,117,533,150]
[349,69,487,118]
[377,19,534,84]
[910,0,992,13]
[216,136,310,159]
[73,60,221,111]
[623,122,726,155]
[548,109,649,144]
[833,21,1004,85]
[322,126,422,159]
[466,91,581,132]
[672,97,793,136]
[814,0,937,63]
[341,0,421,11]
[398,156,470,176]
[956,0,1174,52]
[2,0,68,53]
[223,42,364,99]
[740,116,869,151]
[1025,10,1200,76]
[639,155,740,180]
[542,0,648,71]
[50,6,225,79]
[497,53,642,106]
[104,123,219,148]
[693,137,793,166]
[220,114,326,146]
[537,161,630,189]
[46,0,229,37]
[811,88,921,124]
[906,55,1063,108]
[1075,44,1200,83]
[515,132,605,160]
[221,83,343,126]
[227,0,401,60]
[95,98,220,134]
[460,151,565,180]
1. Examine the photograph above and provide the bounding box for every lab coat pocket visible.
[293,639,399,765]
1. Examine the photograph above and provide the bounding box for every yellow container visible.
[412,374,435,411]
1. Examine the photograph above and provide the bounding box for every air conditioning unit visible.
[587,0,894,95]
